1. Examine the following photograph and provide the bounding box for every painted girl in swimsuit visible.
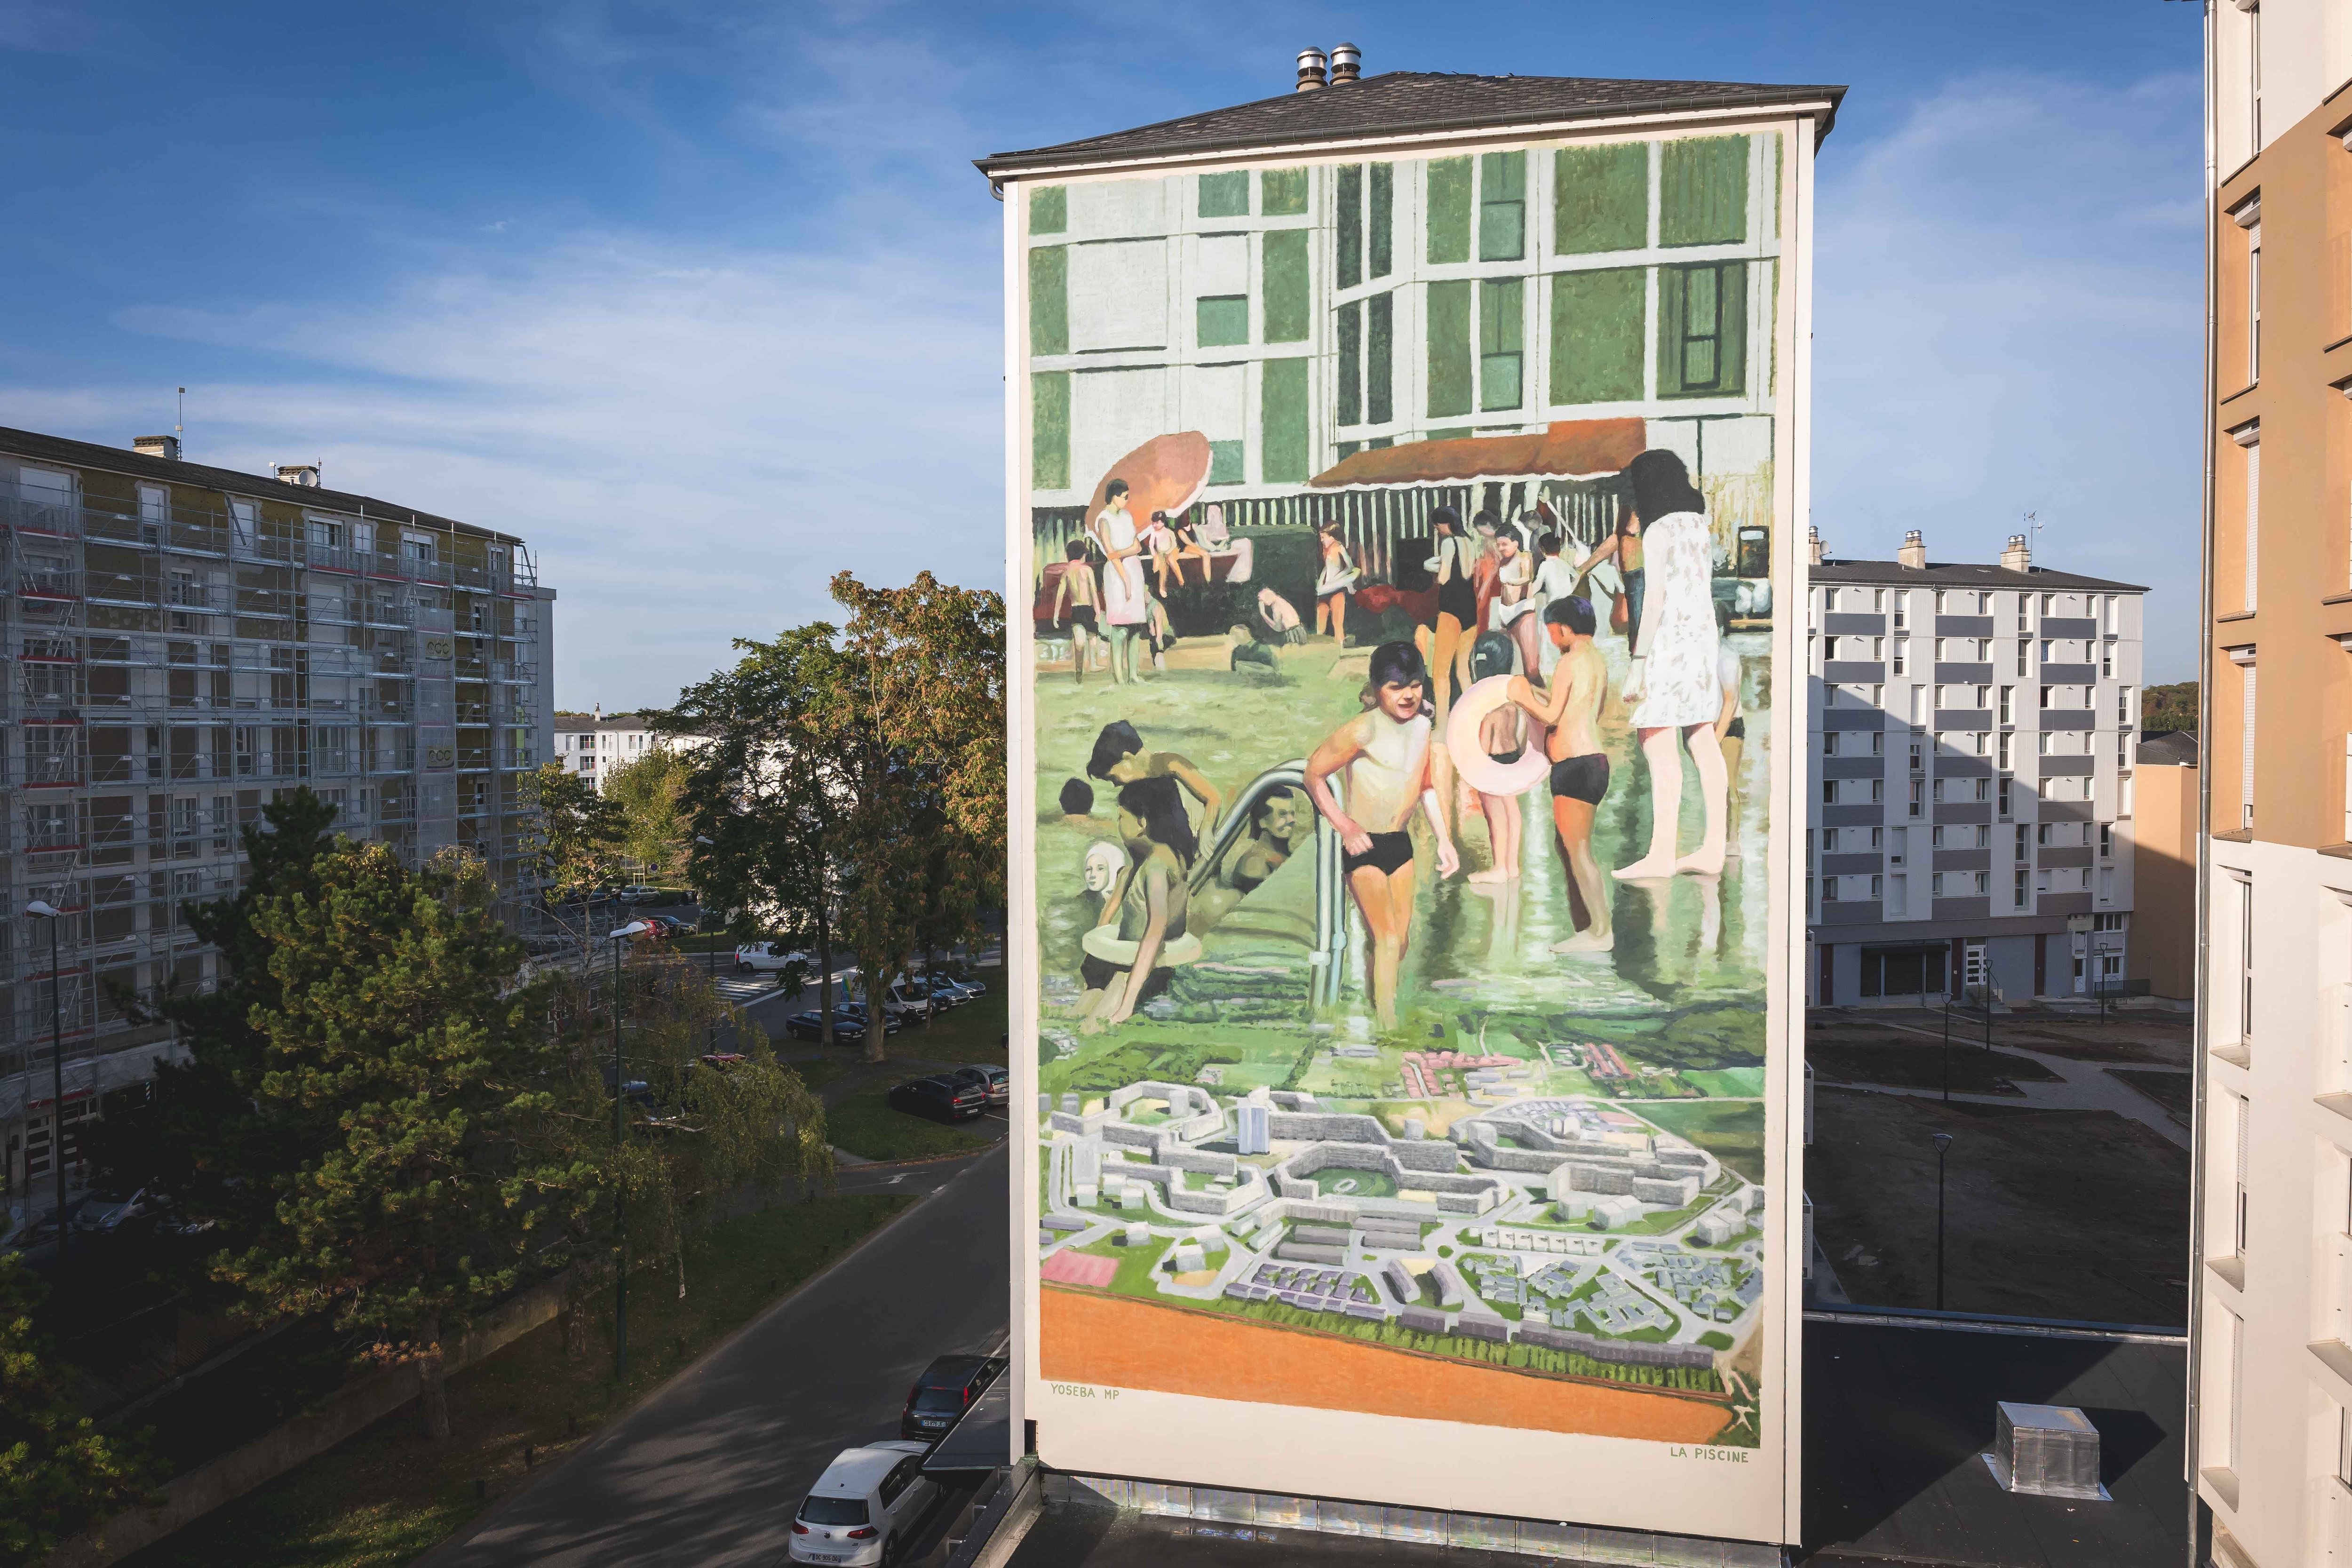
[1079,776,1198,1034]
[1303,640,1461,1030]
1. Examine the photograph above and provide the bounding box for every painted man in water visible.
[1510,596,1613,955]
[1303,641,1460,1030]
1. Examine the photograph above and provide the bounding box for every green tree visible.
[822,572,1005,1061]
[654,625,851,1044]
[0,1256,151,1566]
[603,746,694,885]
[201,834,597,1438]
[2142,680,2199,738]
[526,760,628,957]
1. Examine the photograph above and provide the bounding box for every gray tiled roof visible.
[1811,558,2147,593]
[0,423,518,544]
[975,71,1846,177]
[2136,731,2198,766]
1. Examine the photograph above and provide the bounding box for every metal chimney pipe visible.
[1328,43,1361,83]
[1296,47,1328,92]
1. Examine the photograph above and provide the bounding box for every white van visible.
[734,941,805,974]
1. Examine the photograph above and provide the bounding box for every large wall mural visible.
[1011,123,1804,1540]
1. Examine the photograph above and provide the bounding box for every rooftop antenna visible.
[2023,509,2040,563]
[175,386,185,449]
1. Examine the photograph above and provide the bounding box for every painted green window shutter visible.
[1029,246,1068,355]
[1197,295,1249,348]
[1262,358,1311,484]
[1199,171,1249,218]
[1660,135,1748,247]
[1263,230,1310,344]
[1479,278,1524,411]
[1336,164,1364,291]
[1337,301,1363,427]
[1478,150,1527,263]
[1262,167,1309,216]
[1369,163,1393,278]
[1208,440,1244,485]
[1426,157,1471,265]
[1033,372,1071,490]
[1426,279,1472,418]
[1367,292,1394,425]
[1552,143,1646,255]
[1656,261,1748,397]
[1030,185,1067,235]
[1548,267,1646,405]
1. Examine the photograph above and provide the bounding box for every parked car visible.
[783,1005,900,1043]
[887,1074,987,1122]
[787,1440,937,1567]
[919,972,984,1006]
[735,940,806,974]
[947,1064,1009,1108]
[641,913,689,936]
[72,1182,162,1236]
[616,885,663,904]
[899,1353,1007,1442]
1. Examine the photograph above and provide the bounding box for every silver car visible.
[787,1440,936,1566]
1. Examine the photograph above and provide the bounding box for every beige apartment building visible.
[2194,4,2352,1563]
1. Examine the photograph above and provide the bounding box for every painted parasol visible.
[1086,432,1213,533]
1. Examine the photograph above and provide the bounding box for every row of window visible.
[1029,137,1761,263]
[1811,866,2123,911]
[1823,770,2127,814]
[1815,821,2115,857]
[1814,586,2126,629]
[1826,727,2133,766]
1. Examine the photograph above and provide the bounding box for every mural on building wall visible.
[1024,129,1791,1469]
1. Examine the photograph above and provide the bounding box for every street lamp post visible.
[24,900,64,1266]
[608,920,650,1382]
[693,836,716,1057]
[1940,994,1952,1104]
[1931,1131,1955,1311]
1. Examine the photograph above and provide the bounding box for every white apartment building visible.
[552,708,659,794]
[1805,528,2143,1007]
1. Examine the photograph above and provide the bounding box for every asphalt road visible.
[420,1142,1011,1568]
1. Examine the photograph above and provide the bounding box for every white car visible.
[787,1440,937,1566]
[736,941,806,974]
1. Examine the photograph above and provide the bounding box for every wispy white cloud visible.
[1813,68,2202,676]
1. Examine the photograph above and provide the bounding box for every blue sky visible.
[0,0,2204,702]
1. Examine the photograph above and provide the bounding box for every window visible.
[2015,642,2029,677]
[1936,591,1949,614]
[1997,732,2016,769]
[1478,278,1524,409]
[1822,780,1836,805]
[1870,875,1883,900]
[1909,740,1924,774]
[2234,1094,2252,1257]
[2100,644,2114,678]
[1547,265,1645,404]
[1553,142,1645,254]
[2238,875,2255,1043]
[1426,279,1472,417]
[1426,156,1471,264]
[2098,824,2114,858]
[2238,425,2260,612]
[1931,825,1946,850]
[2116,732,2130,766]
[2242,662,2258,830]
[1977,592,1992,614]
[1822,731,1837,757]
[2014,866,2030,907]
[1908,779,1924,818]
[1974,778,1990,802]
[1871,732,1885,757]
[1478,150,1526,261]
[137,483,167,525]
[1660,134,1748,245]
[2040,593,2054,617]
[1998,776,2014,817]
[1892,639,1909,675]
[1873,589,1885,612]
[2117,685,2133,725]
[1908,686,1924,724]
[1887,876,1906,915]
[1198,171,1248,218]
[1658,261,1747,398]
[2248,217,2262,384]
[1975,639,1992,661]
[1931,872,1945,898]
[1871,779,1885,803]
[1263,230,1309,343]
[2121,772,2135,818]
[1893,593,1909,630]
[1196,294,1248,347]
[2040,685,2053,710]
[1973,871,1989,894]
[1934,637,1947,662]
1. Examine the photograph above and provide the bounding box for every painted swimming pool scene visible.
[1032,430,1778,1448]
[1023,140,1788,1450]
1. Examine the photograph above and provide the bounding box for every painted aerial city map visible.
[1021,129,1789,1460]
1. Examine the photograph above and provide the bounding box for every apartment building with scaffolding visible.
[0,425,555,1220]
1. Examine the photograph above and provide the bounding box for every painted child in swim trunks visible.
[1049,540,1100,684]
[1304,640,1462,1029]
[1508,596,1613,955]
[1079,776,1198,1034]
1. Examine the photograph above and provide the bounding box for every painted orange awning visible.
[1308,417,1647,490]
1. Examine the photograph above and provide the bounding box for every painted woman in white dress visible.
[1613,449,1730,879]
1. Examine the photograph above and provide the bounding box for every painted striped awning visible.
[1308,417,1647,490]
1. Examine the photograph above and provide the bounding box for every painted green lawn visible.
[1637,1098,1767,1184]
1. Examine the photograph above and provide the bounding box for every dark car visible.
[783,1005,901,1043]
[887,1075,987,1122]
[72,1182,162,1236]
[948,1064,1009,1107]
[899,1353,1007,1442]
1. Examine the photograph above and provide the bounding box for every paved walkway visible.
[1831,1029,2190,1151]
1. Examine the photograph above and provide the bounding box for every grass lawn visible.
[118,1192,914,1568]
[2109,1067,2192,1127]
[1806,1043,2059,1096]
[1807,1086,2187,1325]
[890,972,1007,1065]
[826,1093,997,1162]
